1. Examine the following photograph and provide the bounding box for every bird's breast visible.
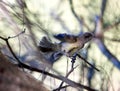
[61,42,83,53]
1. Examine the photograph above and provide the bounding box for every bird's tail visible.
[39,37,61,52]
[38,37,63,63]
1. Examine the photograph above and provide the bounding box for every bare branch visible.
[77,54,100,71]
[51,12,71,33]
[69,0,82,25]
[95,39,120,70]
[100,0,107,17]
[105,36,120,42]
[8,29,25,39]
[0,2,21,32]
[104,20,120,31]
[53,85,70,91]
[0,51,49,91]
[69,0,91,31]
[0,36,21,64]
[0,35,97,91]
[56,65,78,91]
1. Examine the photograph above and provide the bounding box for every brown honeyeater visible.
[38,32,94,62]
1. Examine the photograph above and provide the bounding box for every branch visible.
[0,51,49,91]
[100,0,107,17]
[104,20,120,31]
[105,36,120,42]
[87,62,95,86]
[69,0,82,24]
[77,54,100,71]
[50,12,71,33]
[56,65,78,91]
[95,39,120,70]
[69,0,91,31]
[0,35,97,91]
[53,85,70,91]
[8,29,25,39]
[16,0,37,47]
[0,36,21,64]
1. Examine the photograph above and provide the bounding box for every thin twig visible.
[100,0,107,17]
[56,65,78,91]
[77,54,100,71]
[69,0,83,25]
[104,20,120,31]
[69,0,91,31]
[8,30,25,39]
[105,36,120,42]
[53,85,70,91]
[0,36,21,64]
[71,54,77,68]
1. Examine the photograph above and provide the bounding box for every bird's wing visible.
[54,33,77,43]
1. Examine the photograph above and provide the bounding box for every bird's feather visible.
[39,37,60,52]
[54,33,77,43]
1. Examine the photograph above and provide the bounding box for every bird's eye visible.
[84,33,92,39]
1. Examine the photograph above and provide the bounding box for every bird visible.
[38,32,94,62]
[54,32,94,57]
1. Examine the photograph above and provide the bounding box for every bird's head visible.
[78,32,94,44]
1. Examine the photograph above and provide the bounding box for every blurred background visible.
[0,0,120,91]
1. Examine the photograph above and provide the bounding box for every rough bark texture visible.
[0,51,49,91]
